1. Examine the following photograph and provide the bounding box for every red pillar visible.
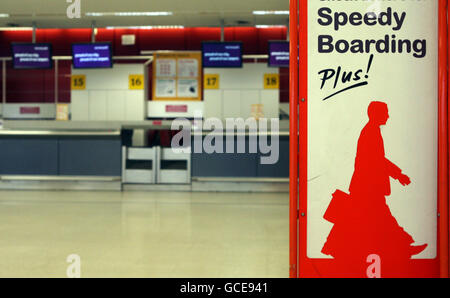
[441,0,450,279]
[289,0,299,279]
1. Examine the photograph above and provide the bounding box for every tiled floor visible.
[0,191,288,278]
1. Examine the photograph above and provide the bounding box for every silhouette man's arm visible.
[386,159,401,178]
[386,158,411,186]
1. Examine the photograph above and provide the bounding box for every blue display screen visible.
[72,43,113,68]
[202,42,243,68]
[12,43,53,69]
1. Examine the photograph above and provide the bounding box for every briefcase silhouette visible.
[323,190,350,224]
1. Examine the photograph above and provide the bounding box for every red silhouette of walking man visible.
[321,101,427,274]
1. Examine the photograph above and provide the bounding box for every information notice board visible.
[294,0,446,278]
[152,51,202,101]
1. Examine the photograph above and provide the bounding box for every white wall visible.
[71,64,145,122]
[70,62,279,123]
[71,64,146,146]
[204,63,279,120]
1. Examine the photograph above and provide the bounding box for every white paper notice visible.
[178,58,199,78]
[156,59,177,77]
[155,79,176,98]
[177,79,199,98]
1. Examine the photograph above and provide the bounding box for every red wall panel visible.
[279,67,289,103]
[95,28,114,45]
[0,30,33,56]
[230,27,260,54]
[36,29,92,55]
[258,28,287,52]
[185,27,221,50]
[110,29,141,55]
[6,68,43,103]
[58,61,72,103]
[139,28,187,51]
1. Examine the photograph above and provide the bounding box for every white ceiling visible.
[0,0,289,28]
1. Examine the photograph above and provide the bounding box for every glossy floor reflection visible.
[0,191,288,278]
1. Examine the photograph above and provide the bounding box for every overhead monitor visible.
[11,43,53,69]
[72,43,113,69]
[202,42,243,68]
[268,41,289,67]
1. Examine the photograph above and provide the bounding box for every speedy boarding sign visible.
[296,0,446,278]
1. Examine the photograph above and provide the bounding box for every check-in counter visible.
[190,130,289,179]
[0,120,289,191]
[0,121,122,179]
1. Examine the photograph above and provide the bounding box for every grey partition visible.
[0,137,59,175]
[257,138,289,178]
[122,147,157,184]
[192,152,258,177]
[191,135,258,178]
[58,137,122,176]
[191,134,289,178]
[157,147,191,184]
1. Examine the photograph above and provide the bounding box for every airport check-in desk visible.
[0,120,289,191]
[0,121,122,189]
[190,129,289,180]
